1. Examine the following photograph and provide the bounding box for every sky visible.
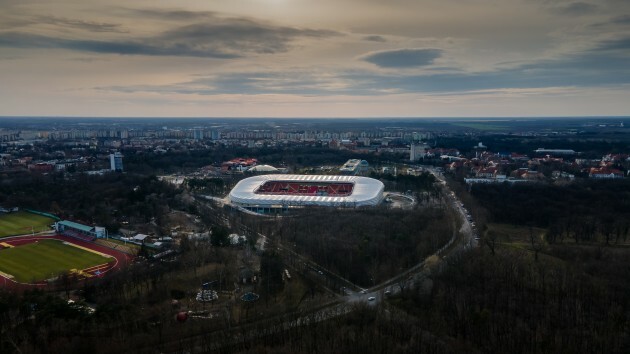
[0,0,629,118]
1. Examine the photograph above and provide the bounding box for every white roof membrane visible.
[228,174,384,207]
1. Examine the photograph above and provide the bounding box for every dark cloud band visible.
[551,2,598,16]
[0,14,339,58]
[361,48,442,68]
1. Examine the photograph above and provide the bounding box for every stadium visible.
[228,174,385,213]
[0,210,133,289]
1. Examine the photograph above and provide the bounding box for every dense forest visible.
[123,146,407,175]
[376,172,438,194]
[0,172,181,233]
[267,172,448,287]
[224,245,630,354]
[276,206,455,287]
[436,133,630,157]
[471,180,630,244]
[3,145,630,353]
[395,247,630,353]
[3,238,629,353]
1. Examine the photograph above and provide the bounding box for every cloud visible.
[0,15,339,58]
[68,57,111,63]
[119,8,218,21]
[97,34,630,98]
[99,71,354,96]
[0,21,27,30]
[552,2,598,16]
[35,16,127,33]
[610,14,630,25]
[363,35,387,42]
[360,48,442,68]
[0,32,239,58]
[590,14,630,28]
[594,36,630,51]
[159,21,337,54]
[346,45,630,94]
[0,56,21,61]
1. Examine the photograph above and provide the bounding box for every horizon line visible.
[1,115,629,120]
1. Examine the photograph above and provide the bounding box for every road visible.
[165,168,479,352]
[339,167,477,305]
[199,167,478,306]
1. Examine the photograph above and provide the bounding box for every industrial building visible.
[339,159,369,175]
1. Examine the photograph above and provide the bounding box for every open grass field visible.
[0,239,111,283]
[0,211,55,238]
[486,223,546,245]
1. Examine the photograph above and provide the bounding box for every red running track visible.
[0,234,133,291]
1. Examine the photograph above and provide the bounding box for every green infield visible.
[0,239,111,283]
[0,211,55,238]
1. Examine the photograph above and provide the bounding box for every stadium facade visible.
[228,174,385,213]
[54,220,106,241]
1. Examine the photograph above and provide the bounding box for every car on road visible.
[361,290,367,294]
[368,296,376,301]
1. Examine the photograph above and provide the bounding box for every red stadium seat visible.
[255,181,354,196]
[63,229,96,242]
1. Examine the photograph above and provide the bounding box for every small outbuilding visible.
[132,233,150,243]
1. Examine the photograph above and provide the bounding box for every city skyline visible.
[1,0,629,118]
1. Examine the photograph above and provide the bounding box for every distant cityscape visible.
[0,118,628,182]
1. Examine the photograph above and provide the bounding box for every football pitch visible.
[0,239,111,283]
[0,211,55,238]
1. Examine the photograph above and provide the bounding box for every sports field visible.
[0,211,55,238]
[0,239,111,283]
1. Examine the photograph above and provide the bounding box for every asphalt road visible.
[171,169,478,352]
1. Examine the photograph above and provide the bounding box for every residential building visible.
[110,152,123,172]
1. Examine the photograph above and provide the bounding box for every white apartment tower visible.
[410,143,429,162]
[110,152,123,172]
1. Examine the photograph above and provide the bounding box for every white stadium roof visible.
[228,174,384,208]
[247,164,279,172]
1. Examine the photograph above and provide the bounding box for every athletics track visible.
[0,234,133,291]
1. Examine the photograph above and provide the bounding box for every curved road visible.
[163,167,478,352]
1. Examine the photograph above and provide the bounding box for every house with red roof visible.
[589,167,624,179]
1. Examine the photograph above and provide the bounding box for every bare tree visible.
[485,227,497,256]
[529,225,543,261]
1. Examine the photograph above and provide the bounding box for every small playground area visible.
[0,238,112,283]
[0,211,55,238]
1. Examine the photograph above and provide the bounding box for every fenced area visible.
[0,238,112,283]
[95,238,140,255]
[0,211,56,238]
